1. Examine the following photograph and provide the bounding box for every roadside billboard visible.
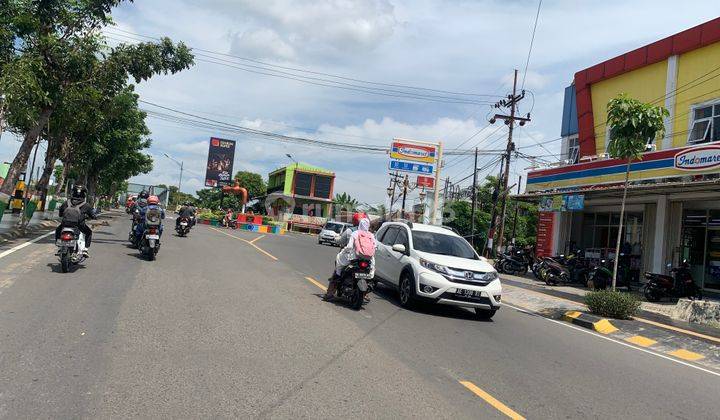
[204,137,236,187]
[416,175,435,188]
[389,139,438,175]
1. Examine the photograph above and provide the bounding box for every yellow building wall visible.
[590,60,668,155]
[673,42,720,147]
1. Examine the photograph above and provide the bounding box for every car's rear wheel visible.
[474,308,496,320]
[399,273,415,308]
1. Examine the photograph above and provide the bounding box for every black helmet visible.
[139,190,149,200]
[184,201,191,206]
[71,184,87,200]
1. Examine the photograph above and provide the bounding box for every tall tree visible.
[234,171,266,199]
[333,192,359,210]
[0,1,193,197]
[606,94,667,289]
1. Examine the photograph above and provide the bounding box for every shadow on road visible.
[46,262,86,274]
[372,283,491,322]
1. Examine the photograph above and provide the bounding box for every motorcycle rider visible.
[176,201,196,229]
[55,184,95,257]
[135,195,165,241]
[323,214,375,301]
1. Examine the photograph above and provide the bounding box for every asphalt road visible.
[0,211,718,419]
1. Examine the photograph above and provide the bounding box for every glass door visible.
[705,211,720,290]
[682,210,707,287]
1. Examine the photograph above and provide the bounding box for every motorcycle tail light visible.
[61,233,74,241]
[149,228,158,234]
[359,261,369,269]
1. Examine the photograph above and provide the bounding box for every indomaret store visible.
[522,18,720,294]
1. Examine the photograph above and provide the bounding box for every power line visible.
[521,0,543,90]
[103,29,503,100]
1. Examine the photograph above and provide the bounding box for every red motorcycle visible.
[643,260,702,302]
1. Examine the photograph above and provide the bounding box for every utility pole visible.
[511,175,522,245]
[431,141,443,225]
[401,174,409,219]
[489,69,530,254]
[470,148,479,246]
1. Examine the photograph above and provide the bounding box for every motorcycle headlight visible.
[419,258,449,274]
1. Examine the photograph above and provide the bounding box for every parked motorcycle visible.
[56,227,87,273]
[643,260,702,302]
[176,216,191,237]
[588,259,613,290]
[139,207,163,261]
[540,252,589,286]
[332,258,375,310]
[497,250,531,275]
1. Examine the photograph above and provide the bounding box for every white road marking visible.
[0,231,55,260]
[502,302,720,378]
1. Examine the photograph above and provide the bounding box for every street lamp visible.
[285,153,299,169]
[163,152,184,192]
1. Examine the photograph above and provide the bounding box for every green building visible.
[267,162,335,218]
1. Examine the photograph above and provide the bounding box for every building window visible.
[313,176,332,199]
[688,101,720,144]
[567,135,579,164]
[294,173,312,196]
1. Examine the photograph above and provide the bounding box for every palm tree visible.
[333,192,359,210]
[606,94,668,290]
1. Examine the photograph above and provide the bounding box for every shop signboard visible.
[416,175,435,188]
[674,145,720,171]
[538,194,584,212]
[390,141,436,163]
[389,159,434,174]
[536,212,555,257]
[204,137,236,187]
[565,194,584,211]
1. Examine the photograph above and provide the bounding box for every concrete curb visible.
[563,311,619,334]
[0,219,59,243]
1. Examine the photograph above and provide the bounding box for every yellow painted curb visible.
[563,311,582,321]
[593,319,619,335]
[668,349,705,361]
[625,335,657,347]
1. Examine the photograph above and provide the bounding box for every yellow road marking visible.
[210,227,278,261]
[668,349,705,361]
[459,381,525,420]
[504,284,720,344]
[249,235,265,244]
[625,335,657,347]
[593,319,619,335]
[635,317,720,344]
[305,276,327,291]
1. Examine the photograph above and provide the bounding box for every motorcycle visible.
[332,258,375,310]
[176,216,191,237]
[496,250,531,275]
[129,211,142,247]
[139,207,163,261]
[588,259,613,290]
[643,261,702,302]
[56,227,87,273]
[540,252,588,286]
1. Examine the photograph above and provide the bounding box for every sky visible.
[1,1,718,208]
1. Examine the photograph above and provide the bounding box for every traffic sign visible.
[390,141,437,163]
[389,160,434,174]
[416,175,435,188]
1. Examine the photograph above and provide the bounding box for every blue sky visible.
[1,1,717,206]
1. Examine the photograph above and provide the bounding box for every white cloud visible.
[231,28,297,60]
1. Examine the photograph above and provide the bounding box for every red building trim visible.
[574,18,720,158]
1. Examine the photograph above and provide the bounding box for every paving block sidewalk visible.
[502,282,720,372]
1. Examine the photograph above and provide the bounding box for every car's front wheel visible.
[399,273,415,308]
[474,308,496,320]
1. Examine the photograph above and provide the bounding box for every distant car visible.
[373,221,501,319]
[318,221,352,246]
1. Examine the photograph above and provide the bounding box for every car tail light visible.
[61,232,74,241]
[359,261,369,269]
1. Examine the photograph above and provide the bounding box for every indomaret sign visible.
[674,145,720,171]
[204,137,236,187]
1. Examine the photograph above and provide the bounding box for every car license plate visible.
[455,288,483,299]
[146,234,160,240]
[354,272,372,279]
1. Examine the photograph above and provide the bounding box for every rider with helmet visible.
[323,212,374,300]
[55,184,95,257]
[176,201,196,228]
[134,195,165,241]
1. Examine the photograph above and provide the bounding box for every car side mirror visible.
[392,244,406,254]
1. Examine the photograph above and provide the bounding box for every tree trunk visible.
[86,172,99,206]
[0,107,53,197]
[612,158,632,291]
[36,136,62,210]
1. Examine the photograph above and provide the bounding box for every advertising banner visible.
[538,194,584,212]
[390,141,437,163]
[416,175,435,188]
[389,160,434,174]
[204,137,236,187]
[536,212,555,257]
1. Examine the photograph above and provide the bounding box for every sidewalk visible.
[0,210,60,243]
[501,280,720,372]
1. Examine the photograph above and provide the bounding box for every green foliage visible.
[196,188,244,211]
[234,171,266,199]
[585,290,641,319]
[606,94,669,161]
[196,211,220,221]
[334,192,359,209]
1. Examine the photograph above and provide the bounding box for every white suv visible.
[373,221,501,319]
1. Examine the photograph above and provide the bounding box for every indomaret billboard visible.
[204,137,236,187]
